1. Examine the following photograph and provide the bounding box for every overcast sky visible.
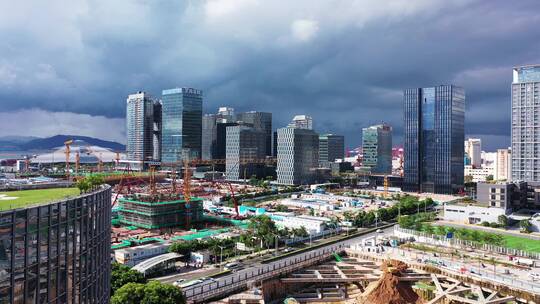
[1,0,539,150]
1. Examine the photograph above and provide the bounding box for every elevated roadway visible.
[182,225,394,303]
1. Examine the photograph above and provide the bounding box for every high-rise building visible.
[0,186,112,303]
[161,88,203,163]
[403,85,465,194]
[236,111,272,156]
[217,106,235,119]
[202,107,238,160]
[288,115,313,130]
[318,134,345,167]
[465,138,482,168]
[225,125,266,181]
[362,124,392,174]
[126,91,160,162]
[496,148,512,181]
[511,65,540,183]
[152,102,162,161]
[276,127,319,185]
[201,114,218,160]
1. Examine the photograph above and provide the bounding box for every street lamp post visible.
[218,245,225,271]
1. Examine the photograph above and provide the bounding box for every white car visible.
[179,279,202,288]
[376,229,383,233]
[529,272,540,281]
[172,279,185,287]
[224,262,242,271]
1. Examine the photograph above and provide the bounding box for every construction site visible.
[213,254,540,304]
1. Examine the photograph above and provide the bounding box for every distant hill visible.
[0,135,125,152]
[0,136,39,151]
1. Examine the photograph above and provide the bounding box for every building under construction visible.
[117,194,203,229]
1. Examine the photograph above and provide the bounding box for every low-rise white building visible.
[280,198,334,211]
[443,203,506,224]
[114,242,170,267]
[270,213,330,234]
[464,165,496,182]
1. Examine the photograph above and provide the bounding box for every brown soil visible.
[360,260,424,304]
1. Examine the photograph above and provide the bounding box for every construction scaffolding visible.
[117,195,203,229]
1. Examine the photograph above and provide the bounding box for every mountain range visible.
[0,135,125,152]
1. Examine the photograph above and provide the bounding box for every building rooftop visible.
[0,187,80,211]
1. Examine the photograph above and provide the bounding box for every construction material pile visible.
[360,260,423,304]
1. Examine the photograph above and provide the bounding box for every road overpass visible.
[181,225,394,303]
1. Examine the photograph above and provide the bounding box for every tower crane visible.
[64,139,73,181]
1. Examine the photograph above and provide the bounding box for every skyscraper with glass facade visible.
[202,107,237,160]
[403,85,465,194]
[126,91,160,162]
[161,88,203,163]
[236,111,272,156]
[512,65,540,183]
[318,134,345,167]
[362,124,392,174]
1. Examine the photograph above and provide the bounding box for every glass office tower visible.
[126,92,157,162]
[161,88,203,163]
[403,85,465,194]
[236,111,272,156]
[362,124,392,174]
[512,65,540,183]
[318,134,345,168]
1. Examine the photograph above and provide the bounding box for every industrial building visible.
[117,194,204,229]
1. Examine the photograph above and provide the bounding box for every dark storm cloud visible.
[0,0,539,148]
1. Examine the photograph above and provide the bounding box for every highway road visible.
[181,225,394,303]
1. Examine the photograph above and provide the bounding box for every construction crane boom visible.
[64,139,73,181]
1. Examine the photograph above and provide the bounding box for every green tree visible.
[274,204,289,212]
[248,215,279,249]
[76,178,91,193]
[435,225,447,236]
[520,219,532,233]
[497,215,508,228]
[111,263,147,295]
[111,282,145,304]
[111,281,186,304]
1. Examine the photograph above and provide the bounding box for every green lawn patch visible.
[502,235,540,253]
[0,188,80,211]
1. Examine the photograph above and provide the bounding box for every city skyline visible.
[1,1,540,151]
